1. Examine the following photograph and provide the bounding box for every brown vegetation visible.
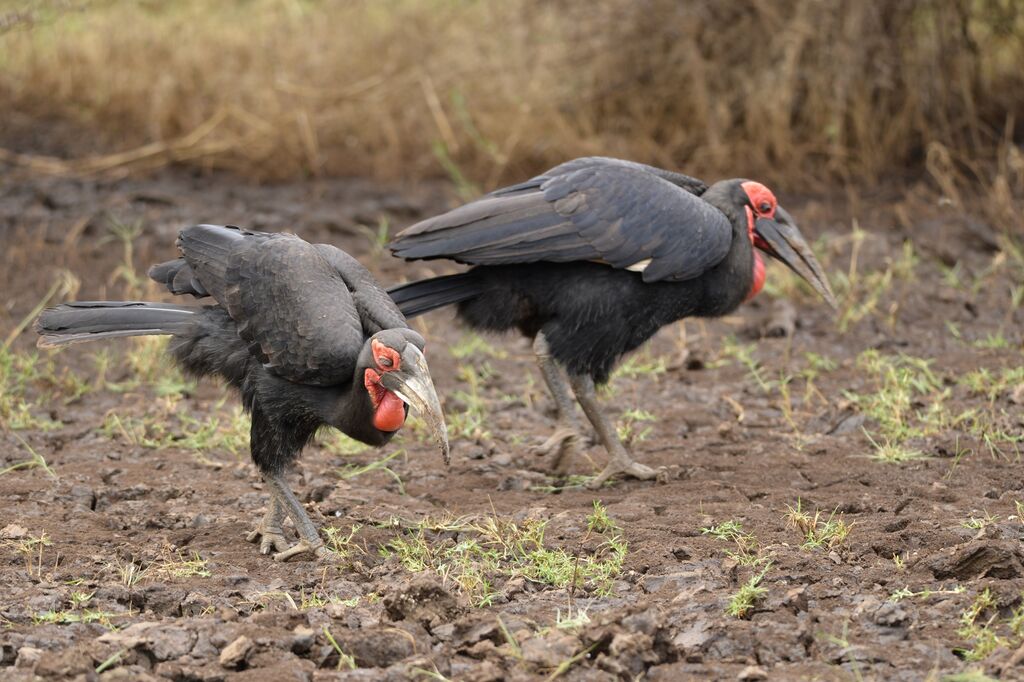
[1,0,1023,194]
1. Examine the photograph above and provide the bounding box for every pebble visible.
[738,665,769,680]
[219,635,254,669]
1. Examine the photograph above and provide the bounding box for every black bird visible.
[36,224,449,561]
[389,157,835,486]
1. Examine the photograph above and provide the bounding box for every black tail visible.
[388,273,481,319]
[35,301,197,347]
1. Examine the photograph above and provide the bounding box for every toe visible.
[273,540,326,562]
[589,460,664,487]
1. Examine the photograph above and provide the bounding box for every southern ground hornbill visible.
[389,157,835,486]
[36,224,449,561]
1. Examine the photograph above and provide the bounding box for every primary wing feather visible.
[390,158,730,282]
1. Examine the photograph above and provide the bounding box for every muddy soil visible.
[1,169,1023,681]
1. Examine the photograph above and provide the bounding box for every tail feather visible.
[388,273,481,318]
[35,301,196,347]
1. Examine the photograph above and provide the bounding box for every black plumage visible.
[390,157,835,485]
[37,224,448,561]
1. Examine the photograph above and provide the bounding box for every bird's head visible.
[730,180,837,309]
[361,328,450,464]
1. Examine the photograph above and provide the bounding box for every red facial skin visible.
[740,181,778,302]
[363,339,407,432]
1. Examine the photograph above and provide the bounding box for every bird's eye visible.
[378,356,393,368]
[758,201,772,214]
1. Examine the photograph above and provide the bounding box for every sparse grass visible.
[318,430,370,456]
[0,433,57,478]
[450,332,507,361]
[323,524,364,560]
[962,511,1000,531]
[864,431,927,464]
[322,625,357,670]
[381,507,627,606]
[0,345,80,431]
[338,449,406,494]
[107,558,146,589]
[9,531,53,578]
[443,364,491,441]
[99,400,249,463]
[150,549,211,579]
[845,350,1024,464]
[889,585,965,603]
[32,607,120,629]
[957,588,1005,662]
[554,606,592,631]
[94,650,124,674]
[610,352,667,381]
[700,520,767,567]
[239,588,360,613]
[529,474,609,494]
[615,408,656,448]
[834,239,918,332]
[783,500,853,551]
[726,564,771,619]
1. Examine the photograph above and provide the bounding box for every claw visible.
[588,459,666,488]
[529,426,580,473]
[246,525,291,555]
[272,539,337,563]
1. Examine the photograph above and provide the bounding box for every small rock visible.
[1,524,28,540]
[291,625,315,654]
[873,602,910,628]
[432,622,456,640]
[15,645,43,668]
[219,635,254,669]
[148,626,196,661]
[781,587,808,613]
[521,634,578,668]
[69,484,96,510]
[828,551,842,564]
[738,665,769,680]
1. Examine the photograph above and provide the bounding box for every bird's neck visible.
[317,360,398,448]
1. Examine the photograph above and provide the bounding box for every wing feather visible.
[174,224,391,386]
[391,158,731,282]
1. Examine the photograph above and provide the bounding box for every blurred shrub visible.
[0,0,1021,191]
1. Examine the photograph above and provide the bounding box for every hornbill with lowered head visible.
[36,224,449,561]
[389,157,835,486]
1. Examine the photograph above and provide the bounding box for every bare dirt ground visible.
[1,170,1023,681]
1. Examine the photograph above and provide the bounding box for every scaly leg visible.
[245,495,291,555]
[528,332,583,473]
[568,374,663,487]
[262,471,331,562]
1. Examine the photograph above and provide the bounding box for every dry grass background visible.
[0,0,1022,200]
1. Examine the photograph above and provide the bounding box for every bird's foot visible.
[529,426,580,473]
[246,524,291,556]
[272,539,337,563]
[588,458,667,488]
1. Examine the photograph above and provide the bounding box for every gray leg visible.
[528,332,582,473]
[567,374,663,487]
[262,471,330,562]
[245,495,291,555]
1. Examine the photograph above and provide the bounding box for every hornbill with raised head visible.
[36,224,449,561]
[389,157,835,486]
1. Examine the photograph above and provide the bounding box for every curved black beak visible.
[379,345,450,465]
[754,206,837,309]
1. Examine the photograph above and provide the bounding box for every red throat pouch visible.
[746,252,766,302]
[364,368,407,432]
[373,391,406,431]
